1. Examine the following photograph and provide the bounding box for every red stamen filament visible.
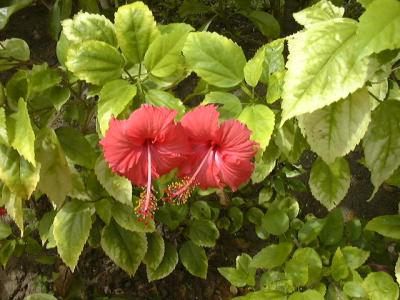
[166,147,213,203]
[135,142,157,220]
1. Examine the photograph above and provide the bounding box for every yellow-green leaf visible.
[7,98,36,166]
[114,1,160,64]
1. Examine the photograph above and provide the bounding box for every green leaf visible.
[386,167,400,187]
[0,240,16,267]
[145,89,185,117]
[266,71,285,104]
[36,128,72,207]
[396,255,400,285]
[242,10,280,39]
[0,38,30,71]
[363,272,399,300]
[233,290,287,300]
[62,12,117,46]
[53,200,93,271]
[309,157,350,210]
[293,0,344,27]
[244,45,266,87]
[0,219,11,239]
[3,186,24,234]
[356,0,400,58]
[342,246,369,269]
[112,201,155,233]
[0,0,32,30]
[29,86,70,112]
[331,248,349,281]
[365,215,400,239]
[262,210,289,236]
[270,195,300,220]
[56,127,97,169]
[285,257,308,287]
[281,19,369,123]
[202,92,242,120]
[27,64,61,95]
[274,119,306,164]
[326,283,349,300]
[178,0,213,17]
[114,2,159,64]
[218,254,256,287]
[5,70,28,108]
[147,242,178,281]
[0,107,8,145]
[7,98,36,166]
[155,203,188,230]
[343,281,367,298]
[319,209,344,246]
[98,79,137,135]
[228,207,243,233]
[66,40,125,85]
[38,211,56,246]
[292,248,323,285]
[94,157,132,207]
[78,0,99,13]
[251,142,280,183]
[49,0,71,40]
[298,218,326,245]
[250,242,293,269]
[264,39,285,76]
[363,101,400,196]
[358,0,374,8]
[179,240,208,279]
[101,220,147,276]
[144,24,193,77]
[0,145,39,199]
[25,293,58,300]
[67,164,90,201]
[298,88,371,164]
[190,201,211,220]
[289,290,324,300]
[143,231,164,269]
[183,32,246,88]
[56,32,69,66]
[188,219,219,247]
[94,198,112,225]
[258,187,273,207]
[238,104,275,151]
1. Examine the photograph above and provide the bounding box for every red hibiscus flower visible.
[166,105,258,202]
[0,207,6,217]
[100,104,190,219]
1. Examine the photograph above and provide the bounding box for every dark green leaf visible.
[143,231,164,270]
[53,200,93,271]
[101,220,147,276]
[147,242,178,281]
[251,242,293,269]
[188,219,219,247]
[262,210,289,236]
[179,240,208,279]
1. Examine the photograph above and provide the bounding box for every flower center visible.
[135,141,157,221]
[166,146,214,203]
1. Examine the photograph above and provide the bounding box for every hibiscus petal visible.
[217,119,258,160]
[151,123,191,175]
[181,105,219,142]
[194,150,222,189]
[125,104,177,142]
[100,117,146,184]
[215,153,254,191]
